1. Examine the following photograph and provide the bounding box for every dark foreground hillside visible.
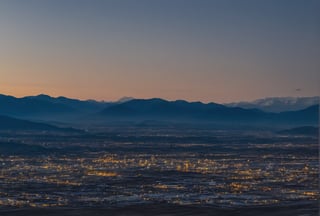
[0,203,318,216]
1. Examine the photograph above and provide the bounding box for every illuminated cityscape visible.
[0,129,318,212]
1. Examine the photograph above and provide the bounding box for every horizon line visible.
[0,92,318,104]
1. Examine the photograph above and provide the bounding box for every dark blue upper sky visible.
[0,0,319,102]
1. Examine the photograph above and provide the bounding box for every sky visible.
[0,0,319,103]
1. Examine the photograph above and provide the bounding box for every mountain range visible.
[0,94,111,120]
[225,96,319,112]
[0,94,318,130]
[98,98,318,126]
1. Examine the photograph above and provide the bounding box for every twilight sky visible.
[0,0,319,103]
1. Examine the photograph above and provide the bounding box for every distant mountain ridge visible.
[225,96,319,112]
[99,98,319,127]
[0,94,318,127]
[0,94,111,119]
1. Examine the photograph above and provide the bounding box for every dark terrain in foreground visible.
[1,203,318,216]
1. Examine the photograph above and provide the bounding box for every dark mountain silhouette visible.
[0,94,73,116]
[277,126,318,136]
[275,105,319,124]
[0,115,81,132]
[99,99,318,126]
[24,94,111,112]
[0,94,318,127]
[0,94,111,119]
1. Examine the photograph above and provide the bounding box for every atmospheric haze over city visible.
[0,0,319,216]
